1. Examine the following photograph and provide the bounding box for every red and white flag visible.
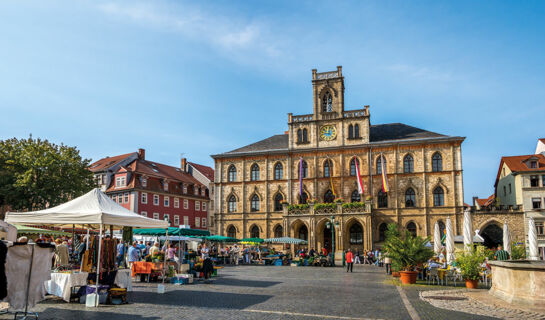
[354,157,365,195]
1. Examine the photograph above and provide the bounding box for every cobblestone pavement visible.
[0,265,518,319]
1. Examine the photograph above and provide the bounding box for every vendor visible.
[149,242,160,256]
[166,244,176,261]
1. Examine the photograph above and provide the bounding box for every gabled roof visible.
[221,134,288,155]
[495,154,545,187]
[129,159,203,185]
[89,152,136,172]
[475,195,495,208]
[188,162,214,181]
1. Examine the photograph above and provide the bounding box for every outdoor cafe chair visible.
[444,269,458,287]
[427,267,441,285]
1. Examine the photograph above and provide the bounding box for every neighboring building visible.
[89,149,210,230]
[212,66,466,257]
[535,138,545,155]
[185,159,215,232]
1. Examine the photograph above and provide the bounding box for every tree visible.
[0,136,94,211]
[383,223,434,271]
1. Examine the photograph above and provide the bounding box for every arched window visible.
[354,124,360,138]
[274,193,284,211]
[405,188,416,207]
[228,165,237,182]
[250,194,260,212]
[274,225,283,238]
[297,129,302,143]
[378,223,388,242]
[324,190,335,203]
[349,223,363,244]
[227,225,237,238]
[378,190,388,208]
[323,160,332,177]
[322,92,332,112]
[433,187,444,206]
[300,160,308,178]
[302,128,308,143]
[376,155,386,175]
[274,162,283,180]
[432,153,443,172]
[403,154,414,173]
[250,163,259,181]
[250,225,260,238]
[348,124,354,139]
[298,225,308,240]
[351,190,361,202]
[407,222,417,237]
[350,157,360,176]
[228,195,237,212]
[299,192,308,204]
[438,220,446,239]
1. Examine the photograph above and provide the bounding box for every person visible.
[201,243,213,280]
[233,244,240,265]
[116,240,125,267]
[309,248,316,257]
[345,249,354,273]
[167,244,176,261]
[243,246,250,264]
[384,255,392,274]
[201,243,210,260]
[54,238,69,268]
[354,249,361,264]
[149,242,160,257]
[363,251,371,265]
[321,247,328,256]
[494,245,510,261]
[17,236,28,244]
[128,242,141,269]
[377,250,383,267]
[144,241,152,256]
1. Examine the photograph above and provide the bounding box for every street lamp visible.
[326,215,339,266]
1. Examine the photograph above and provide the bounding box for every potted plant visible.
[383,224,434,284]
[456,246,486,289]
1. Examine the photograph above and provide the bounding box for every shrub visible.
[287,204,309,211]
[383,223,434,271]
[510,242,526,260]
[314,203,336,210]
[456,246,487,280]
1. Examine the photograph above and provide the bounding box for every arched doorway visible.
[347,222,364,249]
[298,225,308,241]
[480,223,503,248]
[322,223,333,253]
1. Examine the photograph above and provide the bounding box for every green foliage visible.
[483,247,495,261]
[510,242,526,260]
[383,223,434,271]
[341,202,366,209]
[287,203,309,211]
[313,203,336,210]
[0,136,94,211]
[455,246,487,280]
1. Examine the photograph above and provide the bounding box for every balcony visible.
[284,201,372,216]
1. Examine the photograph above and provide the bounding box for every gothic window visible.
[351,190,361,202]
[432,153,443,172]
[300,160,308,178]
[403,154,414,173]
[250,194,260,212]
[378,223,388,242]
[299,192,308,204]
[297,129,302,143]
[323,160,332,177]
[354,124,360,138]
[228,165,237,182]
[250,225,260,238]
[324,190,335,203]
[274,193,284,211]
[407,222,417,237]
[228,195,237,212]
[433,187,444,206]
[274,162,283,180]
[378,190,388,208]
[405,188,416,207]
[349,223,363,244]
[322,92,333,112]
[348,124,354,139]
[250,163,259,181]
[376,156,386,175]
[302,128,308,143]
[274,225,283,238]
[227,225,237,238]
[350,157,360,176]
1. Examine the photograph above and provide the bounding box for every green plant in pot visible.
[383,223,434,284]
[455,245,486,289]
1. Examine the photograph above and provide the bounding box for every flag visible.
[354,157,365,195]
[327,158,336,197]
[381,153,389,193]
[299,157,303,196]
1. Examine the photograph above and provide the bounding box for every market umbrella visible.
[502,223,511,257]
[240,237,264,244]
[203,235,240,242]
[433,221,441,255]
[528,217,539,260]
[445,217,455,265]
[463,209,473,251]
[263,237,308,245]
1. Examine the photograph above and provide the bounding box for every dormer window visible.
[322,92,332,112]
[141,177,147,187]
[531,161,538,169]
[183,184,187,194]
[163,181,168,191]
[115,176,126,188]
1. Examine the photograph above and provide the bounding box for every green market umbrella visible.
[15,225,71,237]
[203,235,239,242]
[240,237,263,244]
[133,227,210,237]
[263,237,307,245]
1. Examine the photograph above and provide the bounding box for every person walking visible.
[354,249,361,264]
[346,249,354,272]
[128,242,141,270]
[494,245,510,261]
[384,255,392,274]
[116,240,125,267]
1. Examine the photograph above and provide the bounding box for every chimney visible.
[472,196,480,210]
[138,148,145,160]
[181,158,187,172]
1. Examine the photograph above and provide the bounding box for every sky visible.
[1,1,544,203]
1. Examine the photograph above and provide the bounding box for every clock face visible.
[319,125,337,141]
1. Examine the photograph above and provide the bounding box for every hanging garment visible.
[0,241,7,299]
[54,243,69,268]
[4,244,54,310]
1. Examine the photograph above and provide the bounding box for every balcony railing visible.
[284,201,371,215]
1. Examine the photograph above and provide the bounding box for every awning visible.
[263,237,307,244]
[202,235,239,242]
[240,237,263,244]
[133,227,210,237]
[15,225,72,237]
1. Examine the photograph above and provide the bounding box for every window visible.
[274,225,283,238]
[184,199,189,209]
[202,218,207,228]
[348,124,354,139]
[351,190,361,202]
[153,212,159,220]
[153,194,159,206]
[323,160,332,177]
[112,194,117,203]
[302,128,308,143]
[349,223,363,244]
[509,183,512,194]
[164,214,169,223]
[115,176,126,188]
[432,153,443,172]
[378,190,388,208]
[228,195,237,212]
[350,157,359,176]
[324,190,334,203]
[164,196,170,207]
[378,223,388,242]
[536,222,544,235]
[202,202,207,211]
[274,162,283,180]
[299,192,308,204]
[250,225,260,238]
[250,163,260,181]
[163,181,169,191]
[354,124,360,138]
[124,192,129,203]
[403,154,414,173]
[532,198,542,209]
[407,222,417,237]
[376,156,386,175]
[274,193,284,211]
[297,129,303,143]
[141,211,147,217]
[502,168,506,177]
[300,160,308,178]
[433,187,444,206]
[117,194,123,204]
[195,201,200,211]
[174,198,179,208]
[141,192,147,204]
[530,161,537,169]
[405,188,416,207]
[194,187,198,195]
[142,177,147,187]
[174,215,180,226]
[228,165,237,182]
[183,216,189,226]
[183,185,187,194]
[250,194,260,212]
[543,175,545,187]
[195,217,200,227]
[503,186,506,197]
[322,92,332,112]
[227,225,237,238]
[530,175,539,187]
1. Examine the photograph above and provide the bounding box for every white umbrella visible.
[502,223,511,257]
[446,217,455,265]
[463,209,473,251]
[528,217,539,260]
[434,222,441,255]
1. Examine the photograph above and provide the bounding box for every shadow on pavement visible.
[37,308,161,320]
[130,290,272,309]
[213,278,281,288]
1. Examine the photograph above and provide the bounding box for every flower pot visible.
[399,271,418,284]
[392,271,401,278]
[465,279,479,289]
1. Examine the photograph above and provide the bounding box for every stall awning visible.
[133,227,210,236]
[263,237,307,244]
[15,225,72,237]
[240,237,263,244]
[202,235,239,242]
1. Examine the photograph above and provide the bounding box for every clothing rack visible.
[14,243,38,320]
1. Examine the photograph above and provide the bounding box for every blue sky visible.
[1,1,544,203]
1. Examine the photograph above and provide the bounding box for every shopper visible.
[384,255,392,274]
[345,249,354,273]
[128,242,141,269]
[354,249,361,264]
[116,240,125,267]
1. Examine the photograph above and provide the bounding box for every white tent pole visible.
[162,228,169,283]
[95,224,103,307]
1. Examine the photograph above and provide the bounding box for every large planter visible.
[392,271,400,277]
[399,271,418,284]
[465,279,479,289]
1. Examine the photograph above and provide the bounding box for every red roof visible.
[495,154,545,187]
[89,152,135,172]
[539,138,545,144]
[475,194,495,208]
[188,162,214,181]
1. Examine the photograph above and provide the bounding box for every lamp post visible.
[326,215,339,266]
